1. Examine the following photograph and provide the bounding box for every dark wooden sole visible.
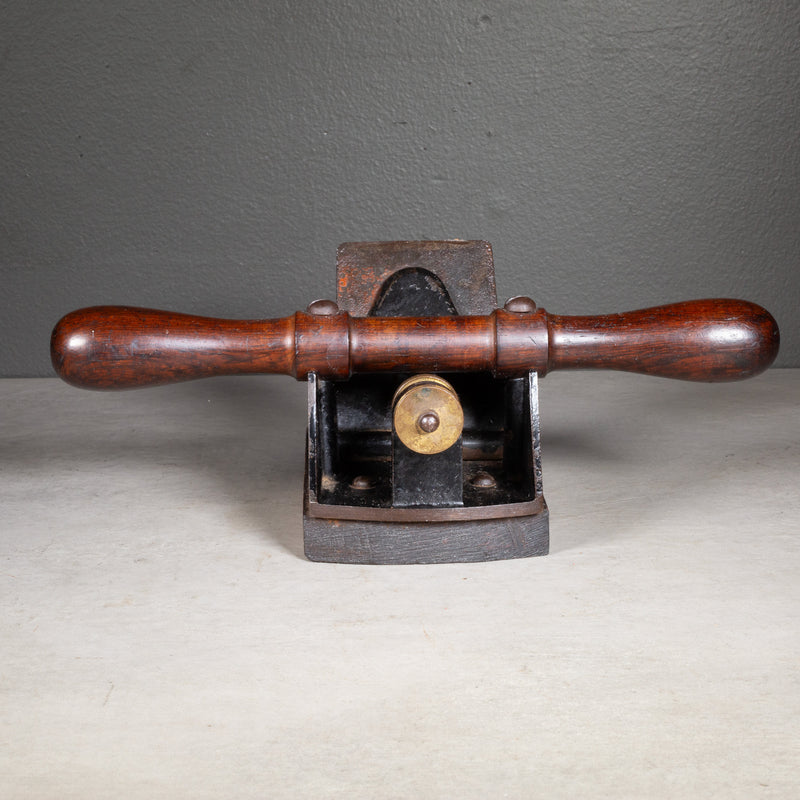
[303,503,549,564]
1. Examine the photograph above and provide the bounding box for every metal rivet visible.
[306,299,340,316]
[504,296,537,313]
[350,475,375,490]
[470,471,497,489]
[417,411,440,433]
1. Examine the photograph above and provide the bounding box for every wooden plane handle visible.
[51,299,779,390]
[545,299,780,381]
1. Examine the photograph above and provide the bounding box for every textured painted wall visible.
[2,1,798,375]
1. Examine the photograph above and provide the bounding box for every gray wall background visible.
[2,1,798,376]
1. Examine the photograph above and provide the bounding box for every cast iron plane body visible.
[50,241,780,564]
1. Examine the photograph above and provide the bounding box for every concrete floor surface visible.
[1,371,798,798]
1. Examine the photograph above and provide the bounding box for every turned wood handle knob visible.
[545,299,780,382]
[50,306,297,389]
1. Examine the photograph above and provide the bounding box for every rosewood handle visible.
[51,306,296,390]
[545,299,780,382]
[51,299,779,389]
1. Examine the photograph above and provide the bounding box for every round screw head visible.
[350,475,375,490]
[417,411,440,433]
[470,471,497,489]
[306,299,340,316]
[504,296,537,313]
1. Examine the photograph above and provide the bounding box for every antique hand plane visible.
[51,241,779,564]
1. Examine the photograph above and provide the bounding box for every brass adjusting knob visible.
[392,375,464,455]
